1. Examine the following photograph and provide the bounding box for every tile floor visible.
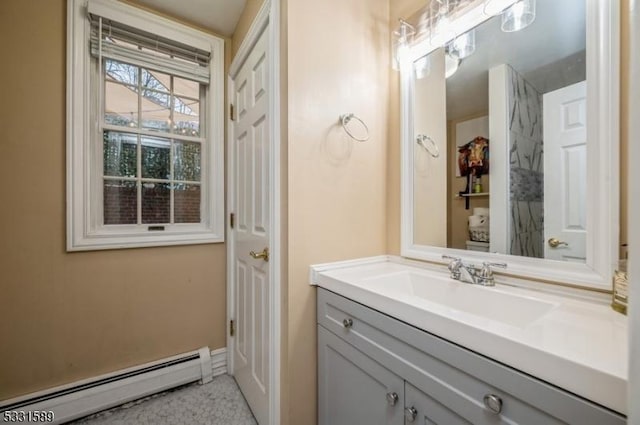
[70,375,256,425]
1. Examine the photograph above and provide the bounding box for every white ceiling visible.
[444,0,586,120]
[133,0,247,36]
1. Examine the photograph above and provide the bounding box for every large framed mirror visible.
[400,0,619,290]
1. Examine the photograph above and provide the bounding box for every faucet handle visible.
[442,255,463,278]
[477,262,507,286]
[483,261,507,269]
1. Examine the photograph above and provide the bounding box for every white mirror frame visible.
[400,0,620,290]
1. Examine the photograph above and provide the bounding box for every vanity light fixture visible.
[392,19,416,71]
[501,0,536,32]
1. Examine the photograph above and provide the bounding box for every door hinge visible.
[229,319,235,337]
[230,213,235,229]
[230,104,235,121]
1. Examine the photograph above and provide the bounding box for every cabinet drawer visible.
[317,288,624,425]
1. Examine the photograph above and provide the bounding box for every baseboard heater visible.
[0,347,215,424]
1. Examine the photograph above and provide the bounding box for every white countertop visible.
[310,256,628,415]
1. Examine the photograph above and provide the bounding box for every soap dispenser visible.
[611,244,628,315]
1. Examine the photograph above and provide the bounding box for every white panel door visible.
[543,81,587,262]
[232,26,270,425]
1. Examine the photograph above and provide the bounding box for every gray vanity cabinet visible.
[318,326,405,425]
[317,288,625,425]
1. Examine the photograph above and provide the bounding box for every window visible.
[67,0,224,250]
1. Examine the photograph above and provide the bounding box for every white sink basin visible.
[311,257,628,414]
[360,271,558,328]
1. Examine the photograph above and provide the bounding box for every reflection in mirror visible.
[412,0,586,262]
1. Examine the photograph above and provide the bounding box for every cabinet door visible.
[318,325,405,425]
[404,382,471,425]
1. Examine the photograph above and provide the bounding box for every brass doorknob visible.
[548,238,569,248]
[249,247,269,262]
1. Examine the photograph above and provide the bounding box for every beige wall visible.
[285,0,390,423]
[232,0,266,57]
[0,0,228,400]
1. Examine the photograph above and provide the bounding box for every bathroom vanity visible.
[311,257,627,425]
[312,0,627,423]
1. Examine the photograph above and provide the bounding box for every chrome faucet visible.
[442,255,507,286]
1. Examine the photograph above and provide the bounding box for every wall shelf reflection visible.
[456,192,490,198]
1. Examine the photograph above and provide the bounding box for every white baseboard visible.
[210,347,227,377]
[0,347,228,424]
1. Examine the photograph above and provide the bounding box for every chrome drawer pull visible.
[386,392,398,406]
[343,318,353,329]
[405,406,417,422]
[483,394,503,414]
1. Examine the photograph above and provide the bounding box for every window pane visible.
[105,59,139,85]
[141,90,171,132]
[142,182,170,224]
[141,69,170,93]
[174,141,201,182]
[174,77,200,98]
[105,81,138,127]
[174,184,201,223]
[103,180,137,225]
[174,97,200,136]
[141,136,170,180]
[104,131,138,178]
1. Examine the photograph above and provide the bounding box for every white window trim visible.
[67,0,225,251]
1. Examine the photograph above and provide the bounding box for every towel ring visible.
[340,113,370,142]
[416,134,440,158]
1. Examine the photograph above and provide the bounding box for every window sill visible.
[67,231,224,252]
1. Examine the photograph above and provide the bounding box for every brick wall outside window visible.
[104,183,201,225]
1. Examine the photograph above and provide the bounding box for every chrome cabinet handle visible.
[483,394,503,414]
[405,406,417,422]
[249,247,269,262]
[548,238,569,248]
[386,392,399,406]
[342,318,353,329]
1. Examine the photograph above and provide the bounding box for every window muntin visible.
[101,59,204,227]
